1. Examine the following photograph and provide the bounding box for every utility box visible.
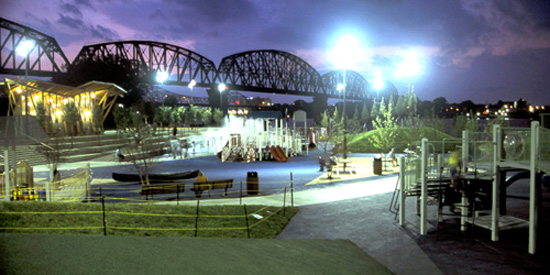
[247,171,259,195]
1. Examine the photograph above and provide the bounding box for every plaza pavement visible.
[28,150,550,274]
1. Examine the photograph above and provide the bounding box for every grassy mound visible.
[0,202,298,238]
[346,126,454,153]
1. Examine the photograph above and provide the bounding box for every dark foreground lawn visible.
[0,201,298,238]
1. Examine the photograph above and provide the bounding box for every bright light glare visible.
[188,79,196,89]
[373,71,384,90]
[396,52,421,78]
[331,35,363,69]
[156,71,169,83]
[16,40,35,56]
[337,83,344,91]
[218,83,226,92]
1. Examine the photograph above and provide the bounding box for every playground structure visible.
[173,113,308,163]
[395,121,549,255]
[219,116,303,162]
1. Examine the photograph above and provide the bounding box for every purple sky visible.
[2,0,550,105]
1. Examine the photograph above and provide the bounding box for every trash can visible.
[373,158,382,175]
[247,171,259,195]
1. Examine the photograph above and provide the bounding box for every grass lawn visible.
[0,201,298,238]
[347,126,454,153]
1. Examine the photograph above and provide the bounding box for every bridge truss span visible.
[73,40,218,86]
[0,17,70,77]
[217,50,325,96]
[321,69,373,100]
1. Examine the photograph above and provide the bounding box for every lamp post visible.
[218,83,226,115]
[188,79,196,103]
[16,39,34,116]
[397,51,421,96]
[373,71,384,102]
[331,35,362,159]
[156,70,168,105]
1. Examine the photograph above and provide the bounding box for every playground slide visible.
[269,146,288,162]
[276,146,290,161]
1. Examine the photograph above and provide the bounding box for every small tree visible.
[212,108,223,125]
[200,108,212,125]
[320,110,329,128]
[156,106,172,127]
[35,100,51,133]
[63,101,80,136]
[361,101,370,129]
[369,98,398,153]
[92,105,103,134]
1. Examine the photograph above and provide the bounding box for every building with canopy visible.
[1,78,127,135]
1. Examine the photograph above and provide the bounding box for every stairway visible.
[0,131,173,167]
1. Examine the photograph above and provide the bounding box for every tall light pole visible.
[16,39,35,116]
[156,70,168,105]
[373,71,384,102]
[218,83,226,115]
[397,51,421,96]
[188,79,196,103]
[331,35,362,159]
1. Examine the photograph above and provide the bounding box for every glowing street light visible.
[373,71,384,102]
[16,39,35,116]
[331,34,363,159]
[188,79,196,98]
[156,70,169,84]
[337,83,344,102]
[396,51,421,95]
[218,83,226,113]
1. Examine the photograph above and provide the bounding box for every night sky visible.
[2,0,550,105]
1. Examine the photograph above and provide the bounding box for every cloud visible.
[57,14,85,31]
[89,25,119,41]
[60,3,83,17]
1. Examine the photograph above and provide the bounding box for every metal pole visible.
[25,52,29,116]
[529,121,539,254]
[491,125,500,240]
[420,138,428,235]
[4,149,10,201]
[399,156,406,226]
[343,69,347,159]
[290,172,294,207]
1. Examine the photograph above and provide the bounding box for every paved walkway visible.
[28,152,550,274]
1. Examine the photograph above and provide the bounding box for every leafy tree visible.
[92,105,104,134]
[163,94,179,107]
[406,86,418,117]
[361,101,370,125]
[156,106,173,126]
[349,104,361,133]
[212,108,223,125]
[394,95,407,119]
[369,98,398,153]
[185,105,199,124]
[172,107,186,125]
[370,102,378,124]
[35,100,50,132]
[63,101,80,136]
[200,108,212,124]
[320,110,329,128]
[452,112,480,137]
[432,96,448,117]
[113,105,131,131]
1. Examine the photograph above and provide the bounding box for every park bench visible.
[191,178,233,198]
[141,182,185,199]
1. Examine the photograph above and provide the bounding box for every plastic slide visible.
[269,146,288,162]
[276,146,290,161]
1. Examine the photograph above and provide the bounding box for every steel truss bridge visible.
[1,17,396,101]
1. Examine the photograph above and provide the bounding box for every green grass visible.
[347,126,454,153]
[0,202,298,238]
